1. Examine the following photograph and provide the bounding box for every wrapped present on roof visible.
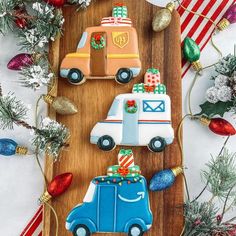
[101,3,132,27]
[132,68,166,94]
[132,83,166,94]
[112,3,128,18]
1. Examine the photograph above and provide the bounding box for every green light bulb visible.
[183,37,202,71]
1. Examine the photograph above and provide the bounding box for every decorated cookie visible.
[60,4,141,85]
[65,150,153,236]
[144,68,161,85]
[90,68,174,152]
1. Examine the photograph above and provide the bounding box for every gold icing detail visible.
[39,191,52,203]
[112,32,129,48]
[107,54,139,59]
[199,116,211,126]
[15,146,28,155]
[192,60,202,71]
[166,2,175,12]
[66,53,90,58]
[217,18,230,31]
[171,166,183,177]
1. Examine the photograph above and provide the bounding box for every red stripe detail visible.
[181,0,204,33]
[182,64,192,78]
[120,157,131,167]
[23,211,43,236]
[104,120,122,122]
[177,0,192,16]
[184,0,217,38]
[124,159,134,168]
[20,206,43,236]
[195,0,229,45]
[38,232,42,236]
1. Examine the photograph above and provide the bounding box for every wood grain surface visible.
[44,1,183,235]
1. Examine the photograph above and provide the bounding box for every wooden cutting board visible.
[44,1,183,235]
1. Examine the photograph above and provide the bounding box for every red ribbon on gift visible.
[94,34,102,41]
[118,167,129,177]
[127,100,136,107]
[144,85,155,92]
[115,3,125,7]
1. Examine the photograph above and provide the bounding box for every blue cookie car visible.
[66,176,153,236]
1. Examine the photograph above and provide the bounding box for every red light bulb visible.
[43,0,66,8]
[200,117,236,136]
[39,172,73,203]
[218,4,236,30]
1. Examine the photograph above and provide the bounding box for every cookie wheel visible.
[68,68,85,85]
[148,136,167,152]
[128,224,144,236]
[116,68,134,84]
[73,224,90,236]
[97,135,116,151]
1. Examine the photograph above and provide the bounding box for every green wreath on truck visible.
[91,34,106,50]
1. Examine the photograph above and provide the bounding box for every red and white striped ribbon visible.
[178,0,235,77]
[20,205,43,236]
[20,1,234,235]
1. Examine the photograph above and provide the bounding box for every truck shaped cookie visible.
[60,4,141,85]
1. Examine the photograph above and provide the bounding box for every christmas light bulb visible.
[152,2,175,32]
[39,173,73,203]
[183,37,202,71]
[7,53,33,71]
[0,139,28,156]
[218,4,236,31]
[200,116,236,136]
[149,166,183,191]
[43,0,66,8]
[43,94,78,115]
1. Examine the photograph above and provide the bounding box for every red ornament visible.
[200,117,236,136]
[7,53,33,71]
[209,118,236,136]
[47,172,73,198]
[39,172,73,203]
[15,18,28,29]
[44,0,66,8]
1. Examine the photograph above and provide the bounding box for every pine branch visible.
[32,118,70,161]
[0,93,28,129]
[20,56,53,90]
[202,149,236,199]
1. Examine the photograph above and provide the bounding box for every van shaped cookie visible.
[60,5,141,85]
[90,82,174,152]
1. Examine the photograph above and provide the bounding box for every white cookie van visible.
[90,92,174,152]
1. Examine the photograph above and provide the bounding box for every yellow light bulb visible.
[152,2,175,32]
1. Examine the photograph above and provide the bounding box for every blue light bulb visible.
[149,167,183,191]
[0,139,27,156]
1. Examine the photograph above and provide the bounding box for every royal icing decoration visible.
[66,150,153,236]
[90,68,174,152]
[91,34,106,50]
[60,4,141,85]
[144,68,161,85]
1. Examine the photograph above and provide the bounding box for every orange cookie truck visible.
[60,4,141,85]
